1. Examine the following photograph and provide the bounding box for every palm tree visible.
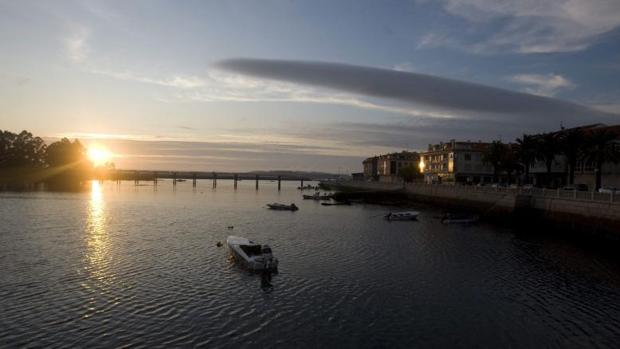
[582,129,620,190]
[558,128,585,185]
[503,144,522,184]
[515,134,537,184]
[535,132,560,187]
[482,140,506,183]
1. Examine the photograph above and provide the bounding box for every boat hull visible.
[385,211,420,221]
[226,236,279,271]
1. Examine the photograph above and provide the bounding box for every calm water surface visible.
[1,180,620,348]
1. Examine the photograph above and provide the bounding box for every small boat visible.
[226,236,278,271]
[321,201,351,206]
[441,213,479,224]
[302,192,333,200]
[267,203,299,211]
[385,211,420,221]
[175,179,186,182]
[297,184,315,190]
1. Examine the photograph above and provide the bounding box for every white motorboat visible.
[267,203,299,211]
[302,192,332,200]
[226,236,279,271]
[385,211,420,221]
[441,213,479,224]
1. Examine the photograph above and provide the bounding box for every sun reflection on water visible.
[82,180,115,318]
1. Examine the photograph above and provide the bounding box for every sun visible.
[87,146,113,167]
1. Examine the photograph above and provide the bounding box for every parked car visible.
[563,184,589,191]
[598,186,617,194]
[522,184,534,190]
[576,184,589,191]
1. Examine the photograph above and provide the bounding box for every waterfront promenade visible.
[328,180,620,238]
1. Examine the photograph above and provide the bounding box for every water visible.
[1,180,620,348]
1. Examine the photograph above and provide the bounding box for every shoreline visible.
[324,181,620,241]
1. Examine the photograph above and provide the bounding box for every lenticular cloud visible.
[216,58,617,125]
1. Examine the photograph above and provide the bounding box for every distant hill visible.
[248,170,344,180]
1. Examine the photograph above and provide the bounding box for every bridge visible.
[105,170,318,190]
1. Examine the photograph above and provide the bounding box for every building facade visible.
[363,151,419,182]
[419,140,494,184]
[362,156,378,179]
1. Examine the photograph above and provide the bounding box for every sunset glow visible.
[87,147,113,167]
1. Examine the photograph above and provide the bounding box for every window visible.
[464,153,471,161]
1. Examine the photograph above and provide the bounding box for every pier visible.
[106,169,311,191]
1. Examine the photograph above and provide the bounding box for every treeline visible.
[482,127,620,189]
[0,129,93,187]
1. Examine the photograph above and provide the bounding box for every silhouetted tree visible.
[0,130,46,168]
[45,138,87,167]
[503,144,521,184]
[535,133,560,186]
[398,164,422,183]
[558,128,586,185]
[515,134,536,184]
[582,129,620,190]
[482,141,506,183]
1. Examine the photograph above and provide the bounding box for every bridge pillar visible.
[255,174,259,190]
[278,175,281,191]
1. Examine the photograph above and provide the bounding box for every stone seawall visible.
[328,181,620,238]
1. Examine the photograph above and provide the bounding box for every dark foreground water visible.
[1,180,620,348]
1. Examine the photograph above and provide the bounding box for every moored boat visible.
[267,203,299,211]
[321,201,351,206]
[297,184,317,190]
[302,192,333,200]
[441,213,479,224]
[226,236,278,271]
[385,211,420,221]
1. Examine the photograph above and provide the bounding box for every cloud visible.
[91,66,454,118]
[433,0,620,53]
[0,73,30,86]
[64,26,90,63]
[416,33,459,50]
[392,62,417,72]
[510,74,576,97]
[48,136,361,172]
[216,58,617,126]
[91,69,206,89]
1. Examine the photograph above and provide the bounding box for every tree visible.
[582,129,620,190]
[0,130,46,168]
[482,140,506,183]
[515,134,536,184]
[535,133,560,186]
[502,144,521,184]
[45,138,87,167]
[559,128,585,185]
[398,164,422,183]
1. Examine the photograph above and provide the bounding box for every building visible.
[529,123,620,188]
[362,156,378,179]
[363,151,419,182]
[419,140,494,184]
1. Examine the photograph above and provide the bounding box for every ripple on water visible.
[1,183,620,348]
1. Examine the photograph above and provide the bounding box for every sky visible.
[1,0,620,173]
